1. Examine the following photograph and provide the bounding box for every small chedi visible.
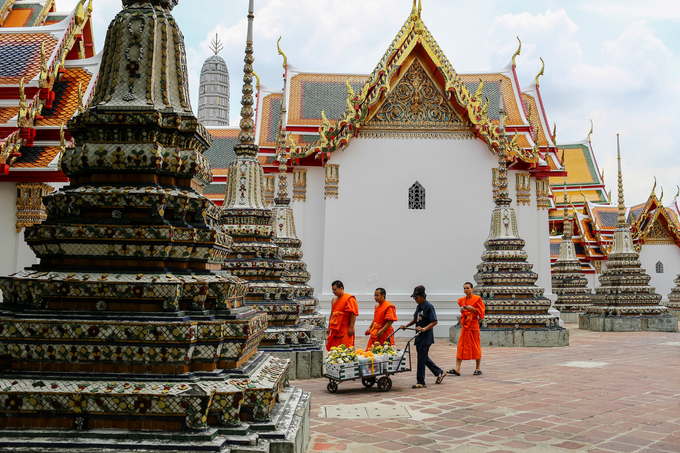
[455,111,568,347]
[580,136,678,332]
[0,1,310,452]
[552,178,592,323]
[219,27,323,377]
[667,278,680,319]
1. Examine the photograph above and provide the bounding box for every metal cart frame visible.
[323,330,417,393]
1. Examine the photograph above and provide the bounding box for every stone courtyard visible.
[299,325,680,452]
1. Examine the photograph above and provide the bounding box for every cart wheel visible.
[361,377,376,388]
[327,381,338,393]
[377,377,392,392]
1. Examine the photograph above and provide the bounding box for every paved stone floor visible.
[297,325,680,452]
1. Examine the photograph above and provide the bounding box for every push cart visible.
[323,330,417,393]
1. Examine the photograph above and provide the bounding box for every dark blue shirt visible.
[413,300,437,346]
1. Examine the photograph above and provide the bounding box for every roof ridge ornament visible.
[659,187,664,206]
[588,119,593,142]
[675,185,679,205]
[277,37,287,70]
[652,176,657,196]
[551,122,557,145]
[535,57,544,87]
[512,36,521,67]
[210,34,224,55]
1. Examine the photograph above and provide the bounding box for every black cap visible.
[411,285,426,298]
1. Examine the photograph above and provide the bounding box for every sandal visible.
[448,369,460,376]
[436,371,447,384]
[473,370,482,376]
[411,384,427,389]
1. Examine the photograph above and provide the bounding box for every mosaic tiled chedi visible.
[0,0,303,446]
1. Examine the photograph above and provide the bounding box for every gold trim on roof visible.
[299,7,536,164]
[512,37,521,68]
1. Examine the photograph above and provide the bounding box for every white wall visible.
[639,244,680,301]
[0,183,40,286]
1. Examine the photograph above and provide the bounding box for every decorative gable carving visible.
[646,220,674,244]
[364,59,467,131]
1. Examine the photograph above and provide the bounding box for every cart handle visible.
[386,327,417,341]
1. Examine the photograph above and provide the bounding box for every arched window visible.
[408,182,425,210]
[656,261,664,274]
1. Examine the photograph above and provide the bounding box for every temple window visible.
[656,261,664,273]
[409,182,426,209]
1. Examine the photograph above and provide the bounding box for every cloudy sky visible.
[62,0,680,204]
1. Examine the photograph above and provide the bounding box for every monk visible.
[449,282,485,376]
[365,287,397,349]
[326,280,359,351]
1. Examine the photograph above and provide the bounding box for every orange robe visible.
[326,293,359,351]
[366,301,398,349]
[457,294,485,360]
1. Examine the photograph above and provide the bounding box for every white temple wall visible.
[586,273,599,290]
[312,136,557,336]
[638,244,680,301]
[0,183,39,297]
[293,166,327,295]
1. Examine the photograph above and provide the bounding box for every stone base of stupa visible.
[264,345,325,380]
[0,386,311,453]
[664,304,680,320]
[450,325,569,347]
[579,314,679,332]
[558,311,582,324]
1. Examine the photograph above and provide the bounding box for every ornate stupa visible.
[580,136,677,332]
[0,1,310,451]
[197,34,230,126]
[219,18,321,377]
[667,277,680,319]
[270,41,325,334]
[462,111,568,347]
[552,176,592,323]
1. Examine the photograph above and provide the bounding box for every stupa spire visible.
[462,110,568,346]
[235,0,258,155]
[581,135,677,332]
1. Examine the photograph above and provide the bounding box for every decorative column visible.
[293,168,307,202]
[516,173,530,205]
[324,163,339,199]
[580,135,677,332]
[264,174,276,205]
[15,182,54,232]
[452,111,568,347]
[536,179,550,209]
[552,178,592,323]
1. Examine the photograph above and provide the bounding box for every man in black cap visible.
[399,285,446,388]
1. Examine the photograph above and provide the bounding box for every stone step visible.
[250,386,302,435]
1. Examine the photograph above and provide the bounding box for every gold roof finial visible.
[277,36,287,70]
[77,82,85,114]
[579,185,586,204]
[18,77,27,127]
[512,36,521,67]
[616,134,626,226]
[39,42,48,88]
[252,70,260,89]
[600,168,604,183]
[418,0,422,18]
[652,176,657,196]
[87,0,93,15]
[535,57,545,86]
[551,122,557,144]
[659,187,664,205]
[588,119,593,142]
[75,0,86,25]
[410,0,418,20]
[209,34,224,55]
[675,185,680,204]
[560,147,565,166]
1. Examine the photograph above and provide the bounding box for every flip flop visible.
[411,384,427,389]
[448,369,460,376]
[436,371,447,384]
[473,370,482,376]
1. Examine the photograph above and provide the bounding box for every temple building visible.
[203,1,568,336]
[0,0,98,280]
[0,1,310,451]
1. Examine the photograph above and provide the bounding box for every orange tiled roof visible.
[521,92,549,147]
[0,33,59,84]
[208,129,239,139]
[12,145,59,168]
[3,8,33,27]
[287,73,367,126]
[458,74,523,126]
[0,108,19,123]
[35,67,93,126]
[258,93,282,148]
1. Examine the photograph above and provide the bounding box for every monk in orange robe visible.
[365,287,398,349]
[326,280,359,351]
[449,282,485,376]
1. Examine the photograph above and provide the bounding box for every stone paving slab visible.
[297,325,680,452]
